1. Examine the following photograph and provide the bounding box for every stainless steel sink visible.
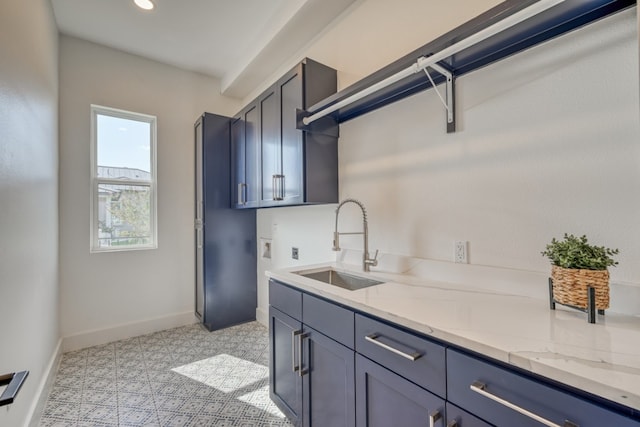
[295,268,384,291]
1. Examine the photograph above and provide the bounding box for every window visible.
[90,105,157,252]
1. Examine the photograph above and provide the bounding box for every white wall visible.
[58,36,240,349]
[256,6,640,321]
[0,1,60,425]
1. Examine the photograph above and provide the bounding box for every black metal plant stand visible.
[548,278,605,324]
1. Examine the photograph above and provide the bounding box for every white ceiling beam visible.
[221,0,357,98]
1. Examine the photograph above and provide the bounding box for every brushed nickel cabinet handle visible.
[291,330,302,373]
[237,183,246,205]
[272,174,284,201]
[365,334,422,361]
[470,381,578,427]
[279,175,285,200]
[447,421,458,427]
[429,410,442,427]
[272,175,277,201]
[298,332,309,376]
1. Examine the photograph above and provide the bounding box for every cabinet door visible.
[243,104,260,207]
[302,327,355,427]
[356,354,445,427]
[231,105,259,208]
[278,65,304,205]
[194,117,204,317]
[260,86,281,207]
[270,307,303,426]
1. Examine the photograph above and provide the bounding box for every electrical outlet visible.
[292,247,299,260]
[260,238,271,259]
[454,241,468,264]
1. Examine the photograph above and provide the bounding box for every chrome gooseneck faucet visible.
[332,198,378,272]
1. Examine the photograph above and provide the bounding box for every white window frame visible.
[90,105,158,252]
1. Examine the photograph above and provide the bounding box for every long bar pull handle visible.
[292,330,302,373]
[272,175,277,201]
[272,174,284,201]
[279,175,285,200]
[298,332,310,377]
[470,382,577,427]
[447,421,458,427]
[0,371,28,407]
[365,334,422,361]
[196,228,203,249]
[429,410,442,427]
[237,183,245,206]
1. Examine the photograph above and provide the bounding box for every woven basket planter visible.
[551,265,610,310]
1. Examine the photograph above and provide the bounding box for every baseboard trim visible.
[62,311,198,352]
[256,307,268,327]
[26,338,62,427]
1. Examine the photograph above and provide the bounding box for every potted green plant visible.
[541,234,618,310]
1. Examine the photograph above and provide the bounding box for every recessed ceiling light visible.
[134,0,154,11]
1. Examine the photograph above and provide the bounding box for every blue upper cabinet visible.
[232,58,339,209]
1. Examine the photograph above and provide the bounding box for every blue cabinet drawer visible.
[302,293,354,349]
[269,279,302,320]
[355,314,446,398]
[447,349,640,427]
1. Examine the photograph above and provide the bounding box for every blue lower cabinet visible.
[302,327,355,427]
[447,349,640,427]
[269,282,355,427]
[356,354,445,427]
[270,280,640,427]
[269,307,302,426]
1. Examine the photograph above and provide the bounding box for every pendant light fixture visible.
[134,0,154,11]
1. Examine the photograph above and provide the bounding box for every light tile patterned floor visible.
[38,322,293,426]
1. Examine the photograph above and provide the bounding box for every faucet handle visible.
[366,249,379,267]
[332,232,341,251]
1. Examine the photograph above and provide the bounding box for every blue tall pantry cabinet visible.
[195,113,257,331]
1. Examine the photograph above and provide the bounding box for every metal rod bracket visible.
[425,62,456,133]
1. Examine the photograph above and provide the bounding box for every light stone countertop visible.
[266,260,640,413]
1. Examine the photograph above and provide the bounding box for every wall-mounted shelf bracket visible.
[424,63,456,133]
[0,370,28,407]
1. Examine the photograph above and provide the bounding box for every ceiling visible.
[51,0,357,99]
